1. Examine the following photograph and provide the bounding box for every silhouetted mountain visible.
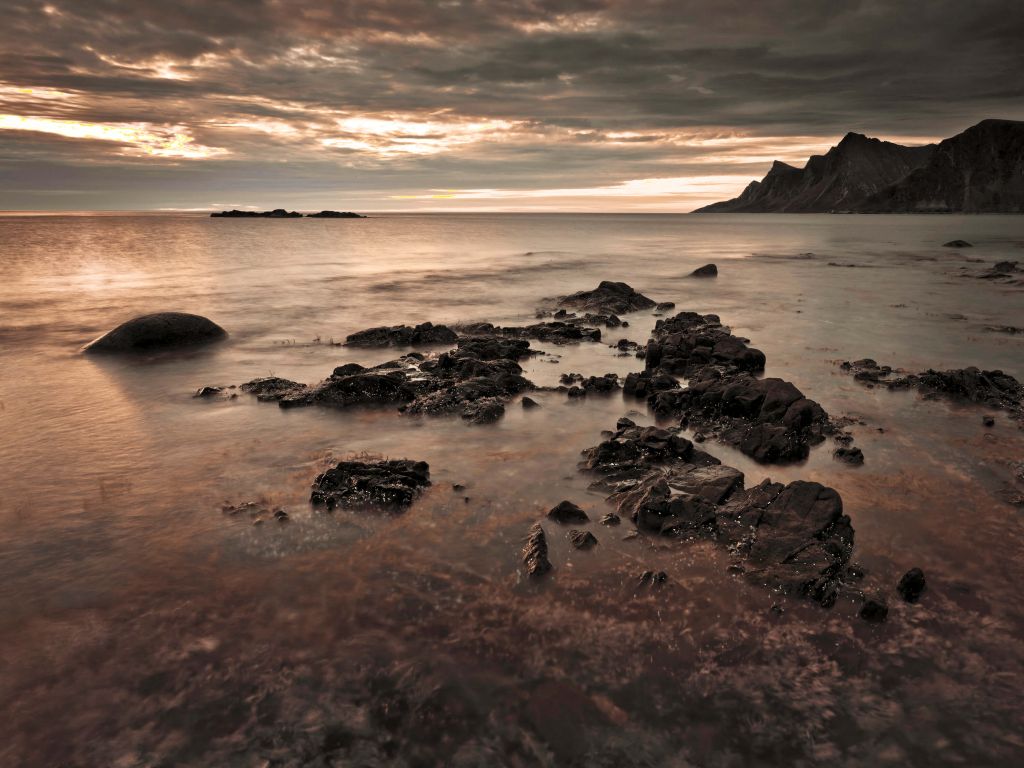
[696,119,1024,213]
[857,120,1024,212]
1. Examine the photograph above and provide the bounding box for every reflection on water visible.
[1,213,1023,765]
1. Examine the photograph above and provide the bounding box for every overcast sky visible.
[1,0,1021,212]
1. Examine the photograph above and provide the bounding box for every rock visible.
[548,500,590,524]
[833,447,865,465]
[211,208,303,217]
[460,397,505,424]
[523,522,552,577]
[859,599,889,623]
[84,312,227,353]
[194,386,223,397]
[983,415,995,427]
[557,281,657,314]
[568,530,598,550]
[942,240,973,247]
[521,396,540,409]
[897,567,926,602]
[310,459,431,509]
[306,210,365,218]
[655,302,676,312]
[273,509,289,522]
[690,263,718,277]
[345,322,458,347]
[240,376,308,402]
[599,512,621,526]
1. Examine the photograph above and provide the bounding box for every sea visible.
[0,212,1022,766]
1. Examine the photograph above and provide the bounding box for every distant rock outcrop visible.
[84,312,226,353]
[307,210,365,218]
[696,119,1024,213]
[211,208,302,218]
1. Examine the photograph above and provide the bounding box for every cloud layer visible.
[1,0,1022,211]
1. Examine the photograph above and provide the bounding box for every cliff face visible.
[696,119,1024,213]
[856,120,1024,212]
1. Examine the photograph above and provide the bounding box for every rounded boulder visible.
[84,312,227,353]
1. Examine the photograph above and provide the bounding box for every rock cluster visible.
[628,311,836,462]
[310,459,431,509]
[240,335,535,424]
[839,359,1023,423]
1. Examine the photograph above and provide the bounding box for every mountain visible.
[696,119,1024,213]
[857,120,1024,212]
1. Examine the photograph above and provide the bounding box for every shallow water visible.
[1,213,1023,766]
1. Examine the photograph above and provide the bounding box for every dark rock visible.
[655,301,676,312]
[600,512,621,526]
[690,263,718,278]
[345,322,458,347]
[521,396,540,409]
[833,447,865,465]
[943,239,973,247]
[523,522,552,577]
[983,415,995,427]
[310,459,431,510]
[273,509,289,522]
[240,376,308,402]
[194,386,223,397]
[859,599,889,623]
[460,397,505,424]
[211,208,302,218]
[568,530,598,550]
[637,570,668,588]
[84,312,227,353]
[306,210,365,218]
[897,567,927,603]
[557,281,657,314]
[548,500,590,524]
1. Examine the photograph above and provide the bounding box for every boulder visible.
[548,500,590,524]
[558,281,657,314]
[897,567,926,602]
[942,240,972,247]
[84,312,227,353]
[690,263,718,277]
[523,523,552,577]
[568,530,598,550]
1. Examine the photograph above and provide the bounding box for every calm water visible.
[1,213,1022,766]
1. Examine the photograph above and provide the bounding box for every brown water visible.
[1,213,1022,767]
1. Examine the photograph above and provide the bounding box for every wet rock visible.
[839,360,1023,423]
[460,397,505,424]
[983,415,995,427]
[194,386,223,397]
[655,302,676,312]
[568,529,598,550]
[84,312,227,353]
[833,447,865,465]
[942,239,972,247]
[310,459,431,509]
[600,512,621,526]
[521,396,540,409]
[579,373,620,394]
[612,470,721,535]
[567,385,585,398]
[897,567,927,603]
[273,509,289,522]
[580,422,720,489]
[523,522,552,577]
[240,376,308,402]
[690,263,718,277]
[345,322,458,347]
[548,500,590,524]
[859,598,889,623]
[557,281,657,314]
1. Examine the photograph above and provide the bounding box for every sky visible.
[1,0,1022,213]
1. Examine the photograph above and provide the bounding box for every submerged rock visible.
[690,263,718,277]
[345,322,458,347]
[84,312,227,353]
[557,281,657,314]
[521,396,540,409]
[859,598,889,623]
[310,459,430,509]
[897,568,927,602]
[833,447,865,465]
[523,522,552,577]
[942,239,973,247]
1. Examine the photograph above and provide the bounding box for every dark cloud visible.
[0,0,1022,210]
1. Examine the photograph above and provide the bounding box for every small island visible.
[210,208,366,218]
